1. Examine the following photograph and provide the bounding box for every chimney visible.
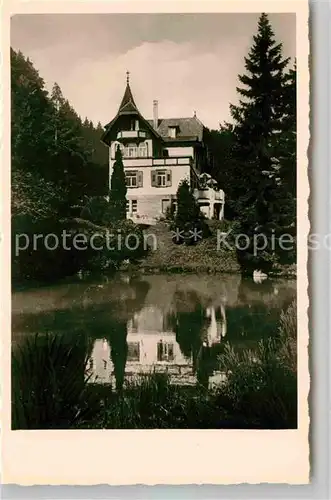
[153,100,158,129]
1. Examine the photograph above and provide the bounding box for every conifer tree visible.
[228,13,295,275]
[278,63,296,204]
[175,180,200,229]
[173,180,208,244]
[108,147,127,221]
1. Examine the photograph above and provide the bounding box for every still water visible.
[12,273,296,390]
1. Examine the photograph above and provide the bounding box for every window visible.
[127,342,140,362]
[126,199,138,213]
[157,170,166,187]
[162,199,171,214]
[126,145,137,157]
[157,342,174,362]
[151,169,172,187]
[138,143,148,157]
[113,142,124,157]
[126,171,138,188]
[125,171,143,188]
[168,126,177,138]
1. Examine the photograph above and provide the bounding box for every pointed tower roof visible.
[101,72,163,145]
[118,71,139,114]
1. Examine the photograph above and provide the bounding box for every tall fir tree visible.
[227,13,295,275]
[108,147,127,221]
[277,63,296,206]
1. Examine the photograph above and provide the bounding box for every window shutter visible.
[137,171,143,187]
[166,169,172,187]
[151,171,157,187]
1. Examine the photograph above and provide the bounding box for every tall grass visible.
[216,300,297,428]
[12,333,102,429]
[90,373,222,429]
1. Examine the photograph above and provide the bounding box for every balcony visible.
[112,156,194,168]
[117,130,147,140]
[194,188,225,202]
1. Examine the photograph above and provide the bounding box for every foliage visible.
[12,333,102,429]
[164,203,176,222]
[204,126,238,220]
[172,179,210,244]
[202,15,296,276]
[108,147,127,222]
[216,300,297,428]
[85,373,221,429]
[11,168,67,220]
[10,49,134,284]
[226,14,296,275]
[11,216,90,283]
[80,196,111,226]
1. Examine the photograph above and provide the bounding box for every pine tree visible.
[278,63,296,204]
[228,13,295,275]
[108,147,127,221]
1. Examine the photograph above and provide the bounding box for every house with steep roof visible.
[101,73,224,224]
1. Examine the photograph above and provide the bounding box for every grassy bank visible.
[126,221,241,274]
[122,221,296,277]
[12,300,297,430]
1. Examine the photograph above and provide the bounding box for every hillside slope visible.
[134,222,240,273]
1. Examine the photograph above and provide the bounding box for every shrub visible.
[80,196,110,226]
[12,215,89,283]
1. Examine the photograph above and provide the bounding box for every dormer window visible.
[168,126,177,139]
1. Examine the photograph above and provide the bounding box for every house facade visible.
[101,73,224,225]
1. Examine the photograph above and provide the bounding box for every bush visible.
[12,213,149,283]
[12,215,89,283]
[80,196,110,226]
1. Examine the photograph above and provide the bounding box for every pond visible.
[12,273,296,390]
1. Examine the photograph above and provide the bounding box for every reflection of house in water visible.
[203,305,227,347]
[87,304,227,388]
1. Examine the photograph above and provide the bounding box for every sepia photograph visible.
[10,11,299,433]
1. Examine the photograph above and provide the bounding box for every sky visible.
[11,13,296,130]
